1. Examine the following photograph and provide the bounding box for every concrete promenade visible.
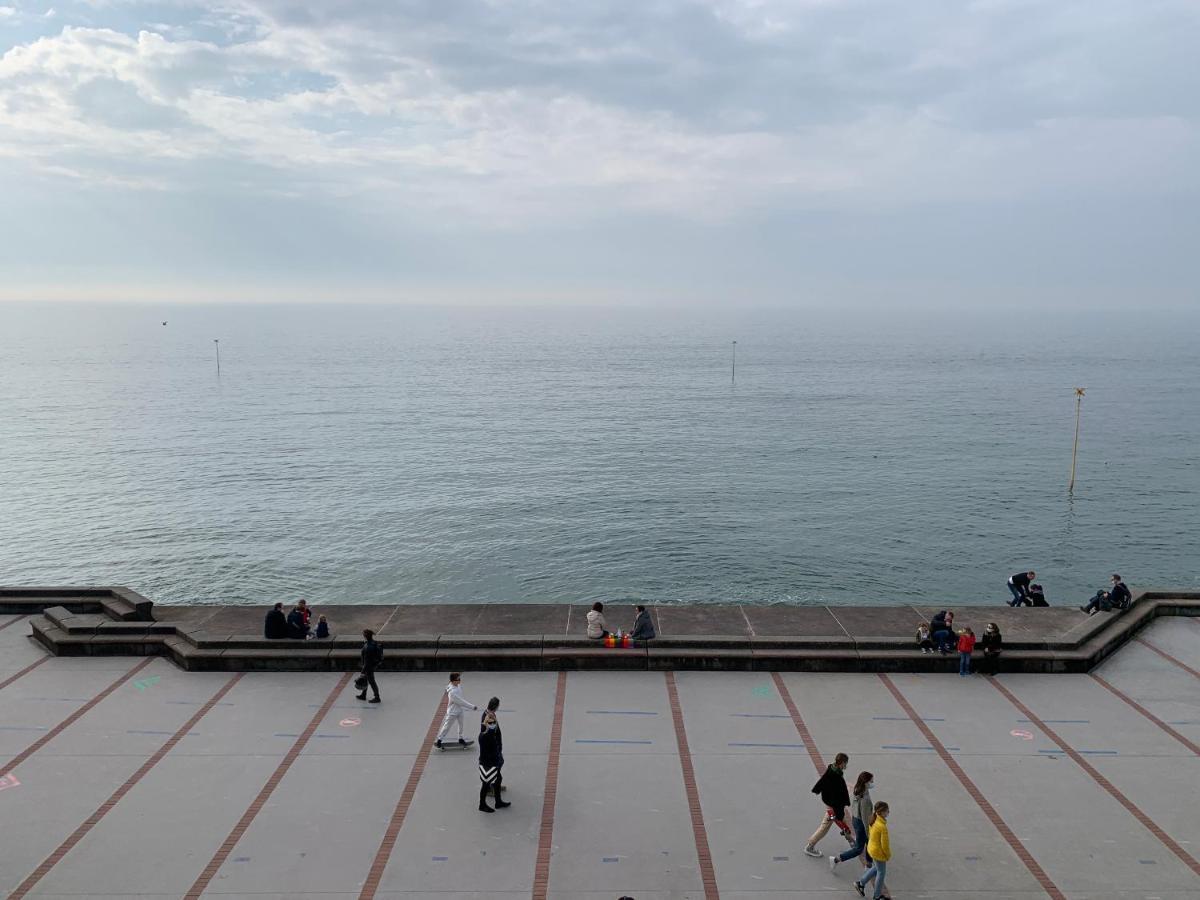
[2,610,1199,899]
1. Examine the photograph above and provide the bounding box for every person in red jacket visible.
[957,628,976,677]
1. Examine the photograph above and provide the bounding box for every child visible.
[957,628,976,677]
[435,673,479,750]
[854,801,891,899]
[314,615,330,639]
[915,624,933,654]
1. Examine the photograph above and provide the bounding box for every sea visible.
[1,302,1196,607]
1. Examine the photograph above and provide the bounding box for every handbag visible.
[354,674,369,691]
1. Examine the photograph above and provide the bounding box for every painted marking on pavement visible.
[0,773,20,792]
[0,657,50,692]
[1135,638,1200,680]
[432,856,448,862]
[1011,730,1034,740]
[184,672,352,900]
[881,744,961,751]
[132,676,161,691]
[988,676,1200,878]
[728,742,805,748]
[751,684,773,697]
[730,713,790,719]
[0,615,30,632]
[602,857,619,863]
[357,691,448,900]
[879,674,1066,900]
[1091,674,1200,756]
[0,658,154,779]
[770,673,824,773]
[665,671,720,900]
[1037,749,1118,755]
[340,717,362,728]
[0,726,47,732]
[1017,718,1088,724]
[873,716,945,721]
[532,671,568,900]
[7,673,243,899]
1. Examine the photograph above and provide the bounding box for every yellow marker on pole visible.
[1068,387,1085,493]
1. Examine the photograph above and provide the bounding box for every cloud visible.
[1,1,1198,303]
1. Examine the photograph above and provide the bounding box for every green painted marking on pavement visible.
[133,676,161,692]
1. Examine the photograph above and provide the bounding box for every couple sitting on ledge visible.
[586,601,656,642]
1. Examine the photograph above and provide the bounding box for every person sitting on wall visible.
[586,601,609,640]
[1079,574,1131,615]
[264,602,288,639]
[286,605,310,639]
[630,604,656,642]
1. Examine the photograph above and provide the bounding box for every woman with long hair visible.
[855,801,891,898]
[829,771,873,872]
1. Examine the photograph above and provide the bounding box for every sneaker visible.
[458,738,469,746]
[369,697,381,703]
[803,845,821,858]
[478,803,494,813]
[854,881,866,897]
[829,856,839,872]
[435,740,443,750]
[494,799,511,809]
[355,692,367,701]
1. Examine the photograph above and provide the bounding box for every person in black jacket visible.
[929,611,955,654]
[264,602,288,639]
[978,622,1002,675]
[356,629,382,703]
[1080,574,1131,615]
[286,605,309,639]
[1007,571,1036,606]
[804,752,853,857]
[478,699,510,813]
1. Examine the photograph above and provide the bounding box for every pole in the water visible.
[214,339,221,376]
[731,340,737,382]
[1068,387,1085,493]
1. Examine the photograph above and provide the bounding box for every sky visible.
[1,0,1198,307]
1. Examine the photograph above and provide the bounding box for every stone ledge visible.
[12,587,1200,673]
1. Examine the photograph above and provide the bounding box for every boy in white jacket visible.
[435,673,479,749]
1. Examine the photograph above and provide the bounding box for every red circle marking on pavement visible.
[1011,729,1034,740]
[340,717,361,728]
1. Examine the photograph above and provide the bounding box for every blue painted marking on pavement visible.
[965,856,980,861]
[881,745,960,752]
[1138,859,1157,864]
[232,857,251,863]
[730,713,790,719]
[586,710,658,715]
[315,733,351,739]
[167,700,234,706]
[0,725,47,732]
[432,856,449,862]
[1018,718,1089,724]
[126,729,175,735]
[602,857,619,862]
[1168,720,1200,725]
[872,716,945,722]
[772,855,790,861]
[575,739,652,745]
[274,733,300,738]
[728,742,804,748]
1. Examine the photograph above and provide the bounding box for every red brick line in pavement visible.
[531,671,568,900]
[987,677,1200,877]
[1090,674,1200,756]
[183,671,353,900]
[8,673,244,899]
[0,657,155,777]
[770,672,825,774]
[1135,637,1200,680]
[664,671,720,900]
[878,675,1066,900]
[0,656,49,692]
[357,693,455,900]
[0,614,30,632]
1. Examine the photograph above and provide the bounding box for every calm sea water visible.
[1,302,1196,607]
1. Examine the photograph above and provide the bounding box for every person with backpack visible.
[804,752,854,858]
[356,629,382,703]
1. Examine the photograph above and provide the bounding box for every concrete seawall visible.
[3,586,1198,673]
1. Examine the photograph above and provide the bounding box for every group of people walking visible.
[804,753,892,898]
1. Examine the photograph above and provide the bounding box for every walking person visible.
[957,627,976,676]
[829,771,874,872]
[1007,571,1036,606]
[478,703,510,813]
[854,801,891,898]
[435,673,479,750]
[355,629,382,703]
[804,752,854,858]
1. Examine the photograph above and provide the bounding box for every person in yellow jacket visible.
[854,801,890,898]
